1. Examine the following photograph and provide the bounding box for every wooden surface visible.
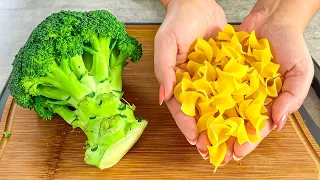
[0,25,319,180]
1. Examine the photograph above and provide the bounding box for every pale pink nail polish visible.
[159,85,165,105]
[186,136,197,145]
[197,147,208,157]
[233,153,244,161]
[277,112,288,132]
[220,161,228,166]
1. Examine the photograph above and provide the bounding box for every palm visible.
[155,0,227,65]
[231,14,314,159]
[154,0,227,148]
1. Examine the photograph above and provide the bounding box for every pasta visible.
[173,24,283,173]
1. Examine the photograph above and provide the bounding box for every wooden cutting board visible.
[0,25,319,180]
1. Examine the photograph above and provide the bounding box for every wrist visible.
[163,0,218,10]
[250,0,320,32]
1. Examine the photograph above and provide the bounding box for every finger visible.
[221,137,236,166]
[272,58,314,131]
[175,63,187,72]
[233,104,276,159]
[154,28,178,102]
[238,13,266,34]
[196,131,210,159]
[237,15,256,33]
[233,119,276,160]
[166,97,198,145]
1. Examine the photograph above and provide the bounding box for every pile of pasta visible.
[173,24,283,172]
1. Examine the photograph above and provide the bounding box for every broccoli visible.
[8,10,147,169]
[3,132,11,138]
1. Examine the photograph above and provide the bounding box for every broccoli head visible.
[8,10,147,169]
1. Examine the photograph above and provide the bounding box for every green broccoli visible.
[3,132,11,138]
[8,10,147,169]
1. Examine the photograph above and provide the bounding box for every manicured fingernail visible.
[277,112,288,132]
[202,155,209,160]
[233,153,243,161]
[197,147,208,157]
[159,85,165,105]
[273,124,277,130]
[186,136,197,145]
[220,161,228,166]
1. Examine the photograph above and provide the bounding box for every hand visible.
[154,0,227,158]
[231,5,314,161]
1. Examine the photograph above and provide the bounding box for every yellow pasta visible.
[195,38,214,61]
[173,24,283,173]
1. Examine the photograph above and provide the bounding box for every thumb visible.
[272,60,314,131]
[154,29,178,104]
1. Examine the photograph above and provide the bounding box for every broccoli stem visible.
[46,97,78,108]
[90,35,111,83]
[81,74,97,93]
[60,57,72,74]
[52,105,76,124]
[83,47,98,55]
[82,51,93,71]
[96,93,119,117]
[38,85,70,101]
[77,98,99,121]
[108,51,130,91]
[70,55,87,78]
[81,99,146,168]
[116,53,128,66]
[109,65,123,91]
[70,55,96,92]
[110,49,127,68]
[37,77,65,91]
[48,61,89,100]
[49,84,146,168]
[97,117,147,169]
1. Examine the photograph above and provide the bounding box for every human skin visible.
[155,0,320,164]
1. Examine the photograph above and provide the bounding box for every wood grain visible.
[0,25,319,180]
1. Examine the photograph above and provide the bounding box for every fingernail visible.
[273,124,277,130]
[233,153,243,161]
[186,136,197,145]
[220,161,228,166]
[159,85,165,105]
[202,155,209,160]
[277,112,288,132]
[197,147,208,157]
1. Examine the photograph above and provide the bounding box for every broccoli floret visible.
[3,132,11,138]
[8,10,147,169]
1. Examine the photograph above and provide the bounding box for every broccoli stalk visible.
[8,10,147,169]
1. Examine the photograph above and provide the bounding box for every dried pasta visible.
[174,24,283,173]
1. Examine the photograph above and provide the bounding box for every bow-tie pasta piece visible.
[235,31,250,44]
[265,76,282,97]
[208,143,227,173]
[179,91,206,116]
[187,60,203,77]
[197,98,217,116]
[216,24,235,41]
[195,38,214,61]
[188,51,207,64]
[209,38,221,60]
[197,111,216,133]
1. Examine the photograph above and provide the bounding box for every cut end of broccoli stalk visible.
[98,119,147,169]
[85,119,147,169]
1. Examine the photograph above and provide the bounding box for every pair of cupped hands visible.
[154,0,314,166]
